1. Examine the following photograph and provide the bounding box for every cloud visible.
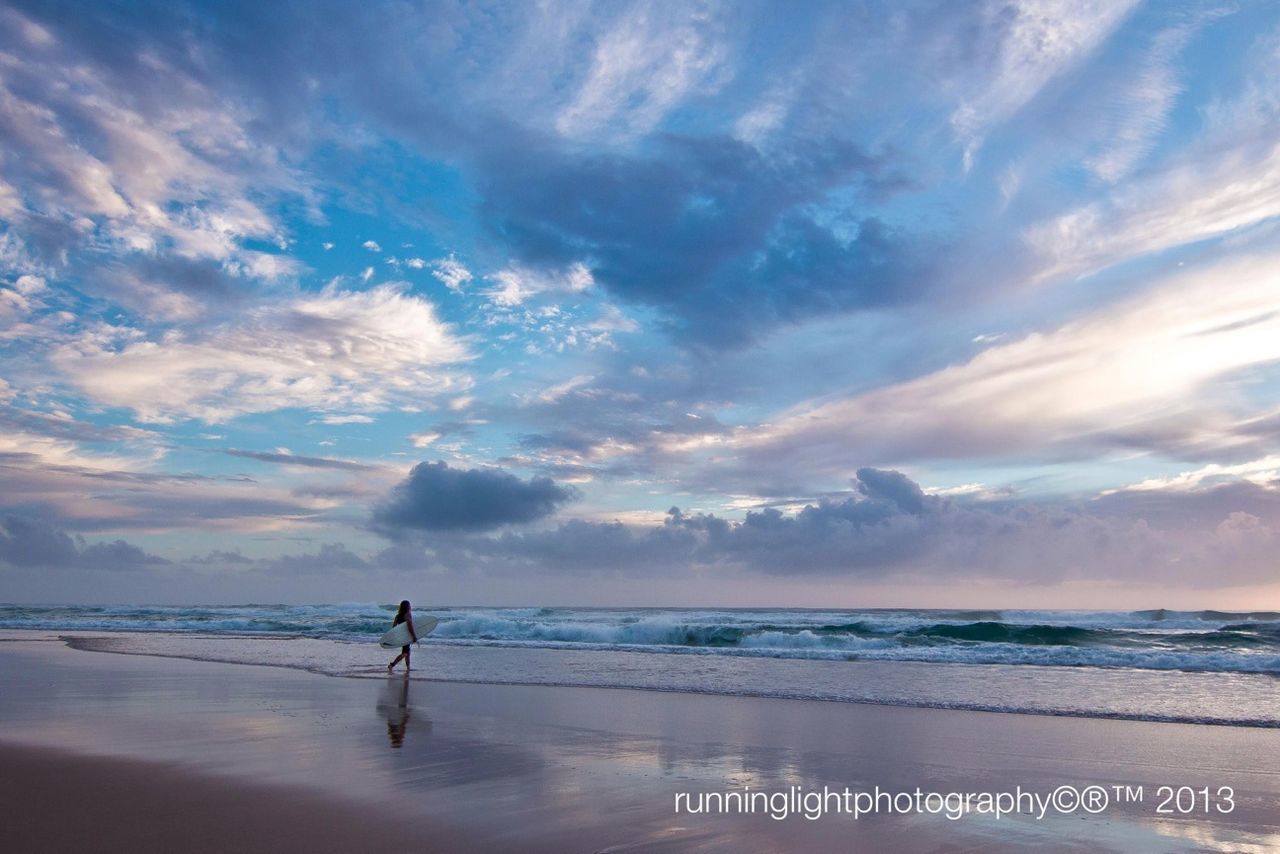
[373,461,579,533]
[554,2,731,140]
[362,240,382,252]
[262,542,368,576]
[222,449,379,472]
[1101,456,1280,496]
[526,375,595,406]
[719,250,1280,485]
[50,283,471,423]
[0,515,168,571]
[1024,24,1280,283]
[93,255,258,322]
[486,262,593,306]
[0,404,160,446]
[952,0,1140,166]
[854,467,927,514]
[396,468,1278,587]
[431,257,472,291]
[0,444,344,533]
[1082,13,1220,183]
[317,414,375,425]
[0,5,303,276]
[474,132,923,346]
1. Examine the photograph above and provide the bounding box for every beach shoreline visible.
[2,634,1278,852]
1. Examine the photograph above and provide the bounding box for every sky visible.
[1,0,1279,607]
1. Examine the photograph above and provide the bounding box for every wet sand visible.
[1,635,1277,852]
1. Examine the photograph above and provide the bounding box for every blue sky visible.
[2,0,1279,606]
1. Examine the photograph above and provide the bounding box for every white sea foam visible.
[2,604,1277,675]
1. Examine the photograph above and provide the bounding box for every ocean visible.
[3,604,1278,727]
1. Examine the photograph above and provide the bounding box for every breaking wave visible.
[3,604,1278,674]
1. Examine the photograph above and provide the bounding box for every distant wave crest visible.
[3,604,1278,674]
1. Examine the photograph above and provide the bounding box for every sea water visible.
[3,604,1278,727]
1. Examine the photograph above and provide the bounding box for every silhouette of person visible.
[386,600,417,673]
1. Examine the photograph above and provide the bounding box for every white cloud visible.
[528,374,594,406]
[318,415,376,425]
[360,266,375,283]
[587,304,639,333]
[1102,456,1280,496]
[362,240,382,252]
[0,278,46,326]
[15,274,47,295]
[1025,142,1280,284]
[952,0,1139,167]
[0,34,300,268]
[555,5,730,139]
[406,257,426,269]
[409,431,441,448]
[731,251,1280,472]
[51,284,472,423]
[1082,16,1211,183]
[734,84,794,144]
[431,257,472,291]
[322,242,335,251]
[1025,25,1280,283]
[487,262,593,306]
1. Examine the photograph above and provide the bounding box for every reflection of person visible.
[386,600,418,673]
[386,677,410,748]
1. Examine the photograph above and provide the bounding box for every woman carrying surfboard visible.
[386,600,418,673]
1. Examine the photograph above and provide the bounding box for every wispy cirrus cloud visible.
[554,1,732,140]
[951,0,1140,167]
[222,448,381,472]
[1024,21,1280,283]
[716,249,1280,488]
[1082,10,1225,184]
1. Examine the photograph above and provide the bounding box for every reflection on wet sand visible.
[377,675,422,748]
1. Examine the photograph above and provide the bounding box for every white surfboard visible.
[380,616,439,648]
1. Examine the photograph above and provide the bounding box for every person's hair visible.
[396,600,411,619]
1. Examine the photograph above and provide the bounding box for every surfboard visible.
[379,616,439,648]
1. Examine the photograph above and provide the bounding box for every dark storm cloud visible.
[854,466,927,514]
[263,543,368,576]
[372,461,579,533]
[0,515,168,570]
[1090,479,1280,525]
[365,468,1278,587]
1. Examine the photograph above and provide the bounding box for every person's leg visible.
[404,647,411,672]
[387,651,405,671]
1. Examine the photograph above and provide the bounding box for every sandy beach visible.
[0,634,1277,852]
